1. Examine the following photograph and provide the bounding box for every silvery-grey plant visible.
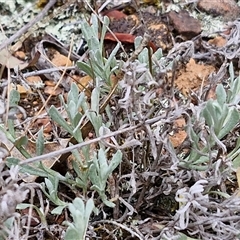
[1,12,125,238]
[0,160,29,240]
[77,14,120,86]
[64,198,95,240]
[48,82,123,208]
[180,63,240,170]
[0,111,32,239]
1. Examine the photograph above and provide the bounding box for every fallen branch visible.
[18,110,175,166]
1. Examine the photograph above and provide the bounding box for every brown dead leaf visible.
[26,75,43,85]
[45,80,56,86]
[14,51,26,60]
[103,9,127,20]
[44,85,63,96]
[208,36,227,47]
[0,49,28,69]
[17,84,32,95]
[51,51,72,67]
[105,32,136,43]
[32,117,53,134]
[169,117,187,148]
[70,75,93,97]
[74,75,92,90]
